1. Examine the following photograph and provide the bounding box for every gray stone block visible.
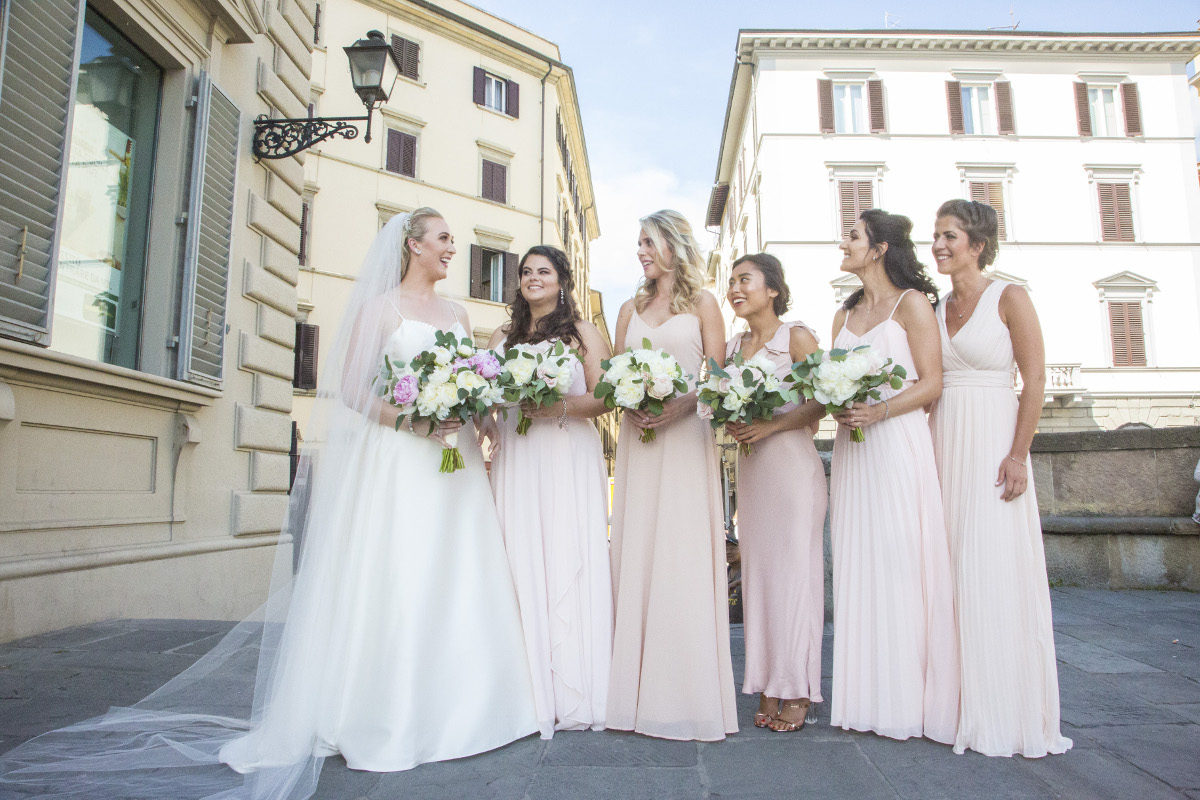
[1016,747,1189,800]
[526,766,703,800]
[856,734,1055,799]
[1086,724,1200,790]
[542,730,697,767]
[1053,632,1162,673]
[705,738,899,799]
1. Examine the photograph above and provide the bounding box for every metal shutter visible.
[867,79,886,133]
[946,81,964,135]
[0,0,84,344]
[178,72,240,387]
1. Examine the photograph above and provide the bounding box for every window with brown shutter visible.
[298,202,309,267]
[293,322,319,390]
[838,180,874,238]
[482,159,507,203]
[390,35,419,81]
[994,81,1015,135]
[469,245,484,299]
[385,129,416,177]
[968,181,1007,240]
[504,252,519,303]
[1108,301,1146,366]
[1074,82,1092,136]
[1097,183,1134,242]
[867,79,886,133]
[506,79,519,118]
[472,66,486,105]
[818,79,835,133]
[1120,82,1142,137]
[946,80,965,134]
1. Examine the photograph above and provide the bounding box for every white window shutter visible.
[178,72,240,387]
[0,0,85,344]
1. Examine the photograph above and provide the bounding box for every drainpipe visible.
[539,61,553,244]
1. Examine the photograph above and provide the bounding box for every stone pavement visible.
[1,588,1198,799]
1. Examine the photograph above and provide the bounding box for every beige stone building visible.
[0,0,316,641]
[293,0,604,455]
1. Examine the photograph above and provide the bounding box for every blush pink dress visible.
[729,323,827,702]
[929,281,1072,758]
[489,339,612,739]
[607,310,739,741]
[829,290,960,744]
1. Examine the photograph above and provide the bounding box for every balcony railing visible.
[1015,363,1084,405]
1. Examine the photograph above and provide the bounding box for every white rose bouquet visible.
[376,329,504,472]
[594,337,690,443]
[786,344,906,442]
[696,352,795,456]
[497,340,578,435]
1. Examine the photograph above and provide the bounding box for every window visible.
[389,34,419,82]
[385,129,416,177]
[838,180,873,238]
[1107,302,1146,367]
[293,322,318,390]
[947,79,1014,136]
[1075,81,1143,137]
[470,245,517,303]
[1096,183,1134,242]
[818,78,886,134]
[481,159,507,203]
[968,181,1007,240]
[472,67,519,117]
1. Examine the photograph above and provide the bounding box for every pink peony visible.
[392,374,418,406]
[451,357,472,373]
[472,352,502,379]
[697,404,715,420]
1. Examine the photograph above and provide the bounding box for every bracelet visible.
[558,397,569,429]
[882,399,890,420]
[406,416,414,434]
[1006,454,1025,466]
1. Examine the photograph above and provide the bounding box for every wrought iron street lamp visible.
[252,30,400,160]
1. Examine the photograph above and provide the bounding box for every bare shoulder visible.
[617,298,636,322]
[898,289,937,323]
[486,322,511,349]
[998,282,1033,311]
[789,324,819,352]
[695,289,722,314]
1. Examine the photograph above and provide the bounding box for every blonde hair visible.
[633,209,707,314]
[399,207,445,278]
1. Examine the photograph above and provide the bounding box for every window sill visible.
[476,103,515,121]
[0,338,219,411]
[479,197,510,208]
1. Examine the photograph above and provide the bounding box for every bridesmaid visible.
[723,253,828,733]
[607,209,739,741]
[828,209,959,744]
[928,199,1072,757]
[485,246,613,739]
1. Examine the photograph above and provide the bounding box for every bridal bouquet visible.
[497,340,577,434]
[696,352,794,456]
[376,330,504,472]
[786,344,906,443]
[594,338,690,443]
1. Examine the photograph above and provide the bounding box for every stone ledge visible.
[1032,425,1200,453]
[1042,516,1198,536]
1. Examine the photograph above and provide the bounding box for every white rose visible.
[428,366,451,386]
[747,353,775,374]
[722,392,746,413]
[614,375,645,408]
[605,354,633,382]
[431,346,452,366]
[455,370,485,393]
[841,352,870,382]
[457,343,475,357]
[507,358,536,386]
[648,375,674,400]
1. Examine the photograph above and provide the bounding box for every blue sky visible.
[470,1,1200,316]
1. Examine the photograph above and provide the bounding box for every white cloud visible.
[587,167,715,331]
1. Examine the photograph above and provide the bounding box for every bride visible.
[0,209,538,798]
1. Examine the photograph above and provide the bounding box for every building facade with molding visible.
[707,30,1200,433]
[0,0,312,641]
[293,0,604,456]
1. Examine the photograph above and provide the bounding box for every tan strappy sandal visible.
[768,698,810,732]
[754,694,780,728]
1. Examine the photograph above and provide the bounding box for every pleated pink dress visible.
[829,290,960,744]
[607,310,739,741]
[729,323,827,702]
[929,281,1072,758]
[490,340,612,739]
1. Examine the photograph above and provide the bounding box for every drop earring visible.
[559,288,565,304]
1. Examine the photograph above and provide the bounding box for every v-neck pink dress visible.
[729,322,827,702]
[606,310,739,741]
[929,280,1072,757]
[828,291,960,744]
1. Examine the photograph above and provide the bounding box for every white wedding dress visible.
[221,319,539,773]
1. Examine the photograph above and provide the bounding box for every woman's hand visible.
[996,455,1029,502]
[520,399,563,420]
[476,413,499,455]
[726,418,778,445]
[631,394,695,432]
[425,419,462,448]
[832,401,885,431]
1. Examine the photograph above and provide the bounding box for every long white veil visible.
[0,214,415,799]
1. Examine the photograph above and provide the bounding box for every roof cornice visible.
[736,30,1200,58]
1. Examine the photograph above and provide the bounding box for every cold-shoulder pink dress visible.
[828,290,960,744]
[607,310,739,741]
[929,280,1072,758]
[729,323,827,702]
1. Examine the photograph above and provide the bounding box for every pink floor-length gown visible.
[730,323,827,702]
[490,339,612,739]
[829,290,960,744]
[929,280,1072,758]
[607,310,739,741]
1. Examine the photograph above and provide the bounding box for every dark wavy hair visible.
[505,245,585,351]
[936,198,999,269]
[844,209,940,310]
[731,253,791,317]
